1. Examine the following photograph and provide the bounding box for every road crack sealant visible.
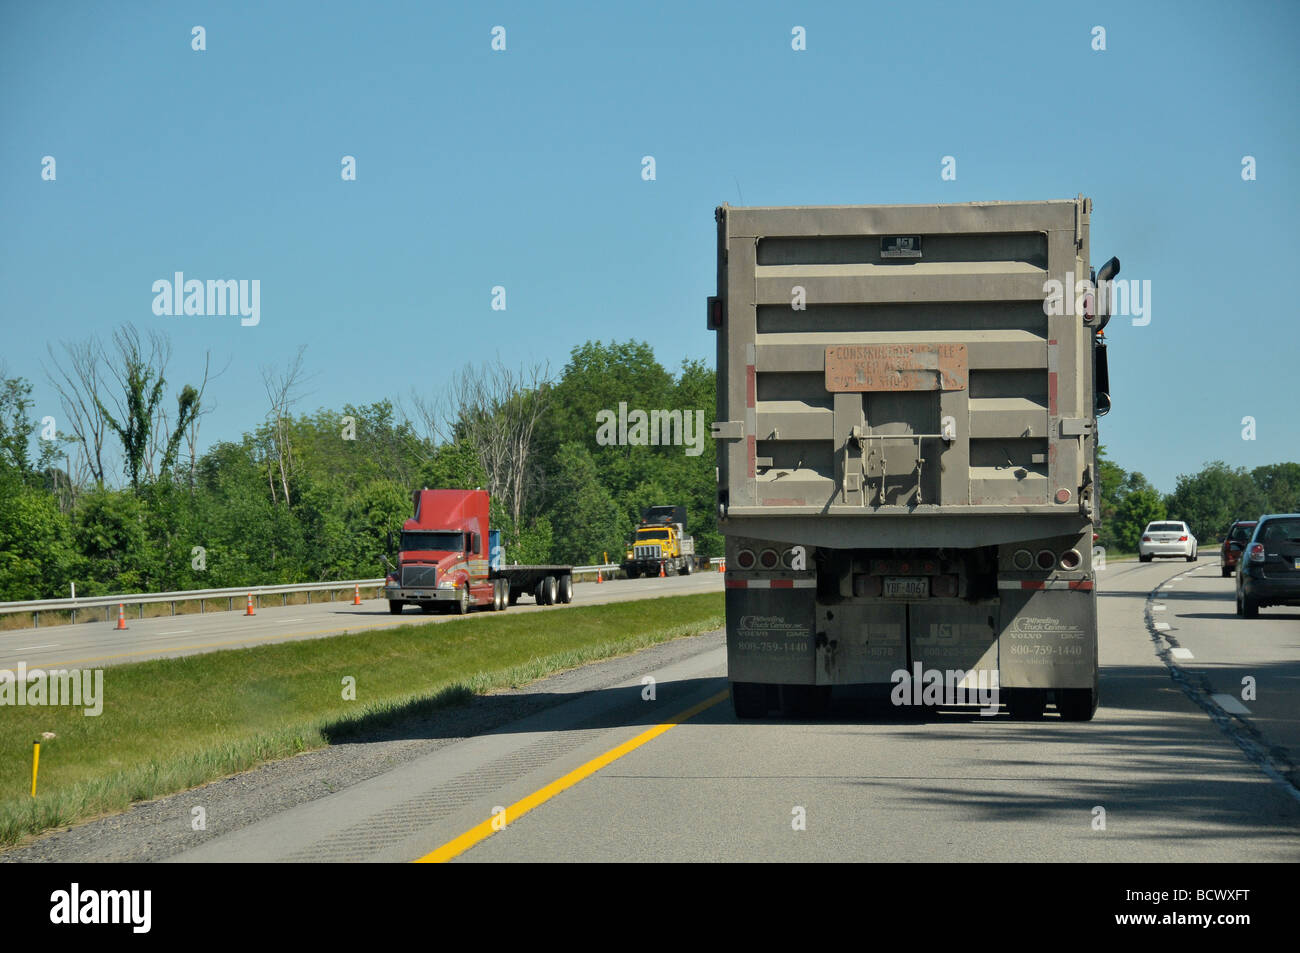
[1143,564,1300,803]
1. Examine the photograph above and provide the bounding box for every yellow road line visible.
[416,687,731,863]
[4,620,414,669]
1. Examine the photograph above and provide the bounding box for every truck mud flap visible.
[816,603,906,685]
[726,587,815,684]
[907,604,999,688]
[997,588,1097,689]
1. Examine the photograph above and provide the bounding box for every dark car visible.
[1221,520,1258,577]
[1236,514,1300,617]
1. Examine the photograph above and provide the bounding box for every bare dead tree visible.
[419,359,551,534]
[261,345,310,507]
[182,351,228,490]
[43,337,109,487]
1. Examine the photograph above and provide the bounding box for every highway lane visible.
[149,555,1299,863]
[0,571,724,673]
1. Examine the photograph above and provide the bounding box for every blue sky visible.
[2,0,1297,493]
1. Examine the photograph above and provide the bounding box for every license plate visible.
[884,577,929,599]
[414,591,427,598]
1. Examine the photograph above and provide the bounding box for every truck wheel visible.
[455,585,470,615]
[557,574,573,604]
[1056,688,1098,721]
[538,576,557,605]
[731,682,768,719]
[491,579,502,611]
[681,559,692,576]
[388,601,403,615]
[499,579,510,610]
[1005,689,1047,720]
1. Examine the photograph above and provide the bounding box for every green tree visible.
[1163,461,1265,543]
[1111,478,1166,553]
[546,443,625,564]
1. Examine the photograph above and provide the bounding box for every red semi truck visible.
[382,489,575,614]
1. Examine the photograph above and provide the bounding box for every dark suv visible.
[1236,514,1300,618]
[1221,520,1258,577]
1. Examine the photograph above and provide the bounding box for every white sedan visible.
[1138,521,1198,562]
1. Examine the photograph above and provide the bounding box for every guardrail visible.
[0,579,386,628]
[2,558,728,629]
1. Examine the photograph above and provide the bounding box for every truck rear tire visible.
[1056,688,1098,721]
[388,601,403,615]
[731,681,768,719]
[557,574,573,604]
[682,559,692,575]
[538,576,557,605]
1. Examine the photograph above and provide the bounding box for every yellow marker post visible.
[31,742,40,796]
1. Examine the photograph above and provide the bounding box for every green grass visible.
[0,591,723,847]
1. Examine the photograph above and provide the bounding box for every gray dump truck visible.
[708,198,1116,721]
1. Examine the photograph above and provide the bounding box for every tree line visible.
[0,332,718,600]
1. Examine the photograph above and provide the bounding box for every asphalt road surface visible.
[17,554,1294,863]
[0,571,725,673]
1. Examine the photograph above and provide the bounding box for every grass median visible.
[0,591,723,847]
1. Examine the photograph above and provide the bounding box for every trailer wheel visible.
[1056,688,1098,721]
[1005,689,1047,720]
[557,574,573,604]
[388,601,403,615]
[731,681,768,719]
[538,575,557,605]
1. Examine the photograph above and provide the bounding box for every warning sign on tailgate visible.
[825,343,967,392]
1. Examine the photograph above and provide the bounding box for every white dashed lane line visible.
[1170,647,1194,660]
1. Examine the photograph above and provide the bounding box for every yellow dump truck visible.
[622,505,696,578]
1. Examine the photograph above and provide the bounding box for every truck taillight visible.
[1012,550,1033,571]
[1059,549,1081,570]
[736,549,755,569]
[759,549,779,570]
[1248,543,1265,563]
[1036,550,1056,570]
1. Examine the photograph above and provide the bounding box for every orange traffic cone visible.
[115,603,127,630]
[352,585,362,605]
[659,562,666,578]
[718,560,725,573]
[596,569,603,583]
[244,593,256,616]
